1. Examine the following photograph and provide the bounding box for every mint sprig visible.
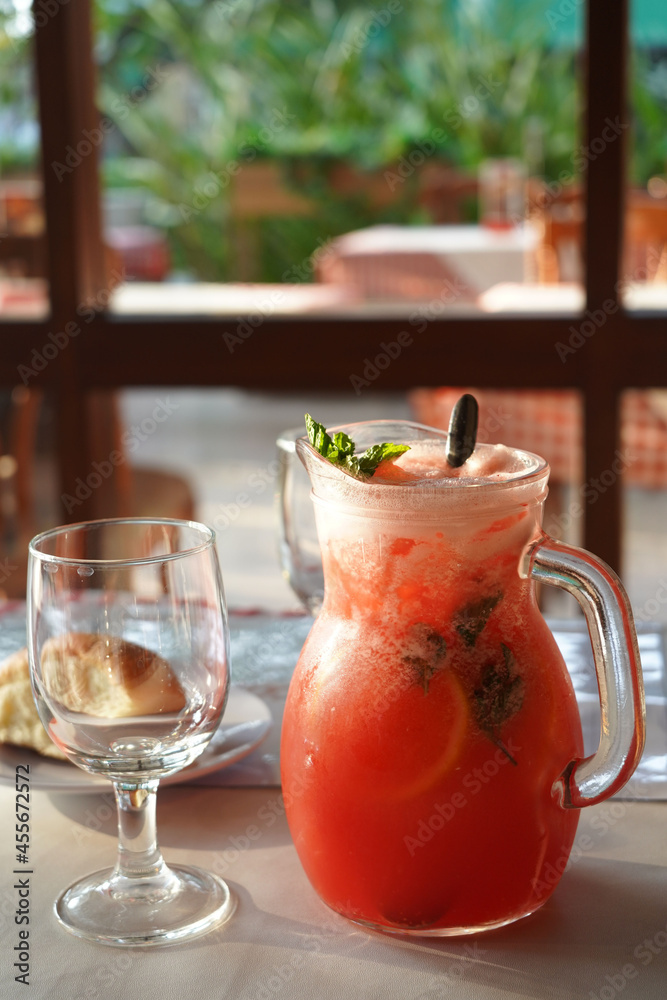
[473,644,524,765]
[453,592,502,648]
[305,414,410,478]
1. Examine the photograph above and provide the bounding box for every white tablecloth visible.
[318,224,539,297]
[1,787,666,1000]
[1,609,666,998]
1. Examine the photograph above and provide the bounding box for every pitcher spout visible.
[295,418,548,515]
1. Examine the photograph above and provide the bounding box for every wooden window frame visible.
[2,0,662,572]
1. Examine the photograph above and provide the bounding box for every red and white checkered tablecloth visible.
[315,224,537,301]
[410,388,667,488]
[623,390,667,488]
[317,248,472,302]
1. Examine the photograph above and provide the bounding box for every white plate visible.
[0,687,272,793]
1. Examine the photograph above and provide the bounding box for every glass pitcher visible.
[280,420,645,936]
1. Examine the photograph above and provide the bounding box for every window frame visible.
[3,0,658,572]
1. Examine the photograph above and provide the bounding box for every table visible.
[1,788,667,1000]
[316,223,540,300]
[478,280,667,313]
[1,612,666,1000]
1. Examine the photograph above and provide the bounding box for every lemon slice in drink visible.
[345,667,470,803]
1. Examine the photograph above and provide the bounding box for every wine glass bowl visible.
[28,517,236,946]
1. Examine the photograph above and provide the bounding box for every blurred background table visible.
[316,223,540,301]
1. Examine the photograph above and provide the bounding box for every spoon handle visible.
[446,393,479,468]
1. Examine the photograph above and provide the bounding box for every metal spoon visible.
[446,393,479,468]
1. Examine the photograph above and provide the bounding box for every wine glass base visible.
[55,864,236,947]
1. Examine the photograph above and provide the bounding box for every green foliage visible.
[91,0,583,279]
[630,52,667,184]
[1,0,666,280]
[0,4,38,174]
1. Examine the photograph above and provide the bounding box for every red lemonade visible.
[281,435,584,935]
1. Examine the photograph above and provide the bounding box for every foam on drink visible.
[374,442,530,484]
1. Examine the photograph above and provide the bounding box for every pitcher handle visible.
[521,534,645,809]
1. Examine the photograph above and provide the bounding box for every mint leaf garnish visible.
[473,643,524,764]
[332,431,355,455]
[305,413,409,478]
[402,623,448,694]
[453,592,502,647]
[305,414,337,460]
[357,442,411,475]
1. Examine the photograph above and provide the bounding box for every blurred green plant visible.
[93,0,582,280]
[1,0,665,281]
[0,1,40,174]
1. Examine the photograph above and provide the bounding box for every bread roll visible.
[0,635,186,758]
[40,633,186,718]
[0,647,65,759]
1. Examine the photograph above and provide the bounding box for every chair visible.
[229,161,318,281]
[534,185,667,286]
[625,193,667,281]
[0,388,195,599]
[530,181,584,284]
[416,163,479,224]
[81,392,195,523]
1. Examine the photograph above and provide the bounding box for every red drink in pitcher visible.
[281,421,644,936]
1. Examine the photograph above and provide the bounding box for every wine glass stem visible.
[112,780,169,882]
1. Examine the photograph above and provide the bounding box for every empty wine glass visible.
[27,517,235,946]
[276,428,324,615]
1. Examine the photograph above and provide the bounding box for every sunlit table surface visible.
[478,281,667,313]
[1,608,666,1000]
